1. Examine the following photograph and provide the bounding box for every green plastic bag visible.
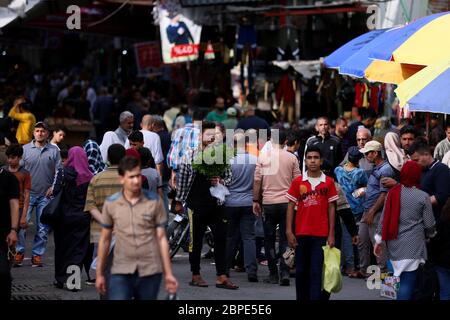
[322,245,342,293]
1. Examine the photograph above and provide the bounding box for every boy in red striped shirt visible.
[286,146,338,300]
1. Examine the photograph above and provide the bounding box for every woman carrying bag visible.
[374,161,436,300]
[53,147,93,290]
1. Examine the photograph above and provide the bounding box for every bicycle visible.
[167,208,214,259]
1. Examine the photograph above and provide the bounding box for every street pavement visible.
[11,225,384,301]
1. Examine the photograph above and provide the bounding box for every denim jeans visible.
[263,203,288,278]
[398,270,418,300]
[225,206,257,277]
[436,266,450,300]
[16,195,50,256]
[295,236,327,300]
[108,272,162,300]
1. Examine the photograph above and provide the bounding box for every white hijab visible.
[384,132,407,171]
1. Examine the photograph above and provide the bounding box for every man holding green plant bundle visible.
[174,121,238,290]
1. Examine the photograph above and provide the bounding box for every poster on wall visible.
[134,41,162,76]
[158,3,213,64]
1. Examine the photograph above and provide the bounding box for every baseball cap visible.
[34,121,49,131]
[359,140,382,154]
[226,107,237,116]
[348,146,363,160]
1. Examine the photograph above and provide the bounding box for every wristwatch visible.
[11,227,19,233]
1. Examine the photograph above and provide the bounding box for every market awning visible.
[272,60,321,79]
[0,0,42,29]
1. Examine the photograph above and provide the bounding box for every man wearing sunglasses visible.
[0,167,20,300]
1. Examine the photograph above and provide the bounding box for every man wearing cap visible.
[16,121,61,267]
[223,107,238,130]
[358,140,395,275]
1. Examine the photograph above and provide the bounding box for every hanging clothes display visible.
[276,73,296,123]
[277,27,300,60]
[236,17,257,94]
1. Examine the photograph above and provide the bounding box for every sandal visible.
[189,277,208,287]
[216,280,239,290]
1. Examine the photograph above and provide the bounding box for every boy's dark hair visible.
[6,144,23,157]
[118,156,141,176]
[272,130,287,145]
[286,132,299,147]
[202,121,216,131]
[60,149,69,160]
[108,144,126,165]
[407,141,431,156]
[400,125,417,138]
[128,130,144,143]
[305,146,322,158]
[138,147,155,169]
[52,125,65,135]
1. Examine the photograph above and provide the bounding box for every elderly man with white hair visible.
[99,111,134,162]
[340,127,374,177]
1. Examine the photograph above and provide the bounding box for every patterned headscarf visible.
[84,139,106,174]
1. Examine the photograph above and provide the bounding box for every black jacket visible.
[306,134,343,175]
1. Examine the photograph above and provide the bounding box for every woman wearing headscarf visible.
[53,147,94,290]
[83,139,106,175]
[384,132,408,175]
[374,161,436,300]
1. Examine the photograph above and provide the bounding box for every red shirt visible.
[286,173,338,237]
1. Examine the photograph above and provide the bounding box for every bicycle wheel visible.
[167,220,187,258]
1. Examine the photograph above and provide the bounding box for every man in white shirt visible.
[99,111,134,162]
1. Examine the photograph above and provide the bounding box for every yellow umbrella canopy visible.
[392,13,450,66]
[395,59,450,113]
[365,60,425,84]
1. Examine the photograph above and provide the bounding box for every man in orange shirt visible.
[4,144,31,267]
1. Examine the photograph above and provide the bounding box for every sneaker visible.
[31,255,43,267]
[85,279,96,286]
[14,252,24,267]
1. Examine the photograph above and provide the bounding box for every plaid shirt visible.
[175,148,232,205]
[167,123,200,170]
[84,139,106,175]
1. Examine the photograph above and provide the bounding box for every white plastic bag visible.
[209,183,230,204]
